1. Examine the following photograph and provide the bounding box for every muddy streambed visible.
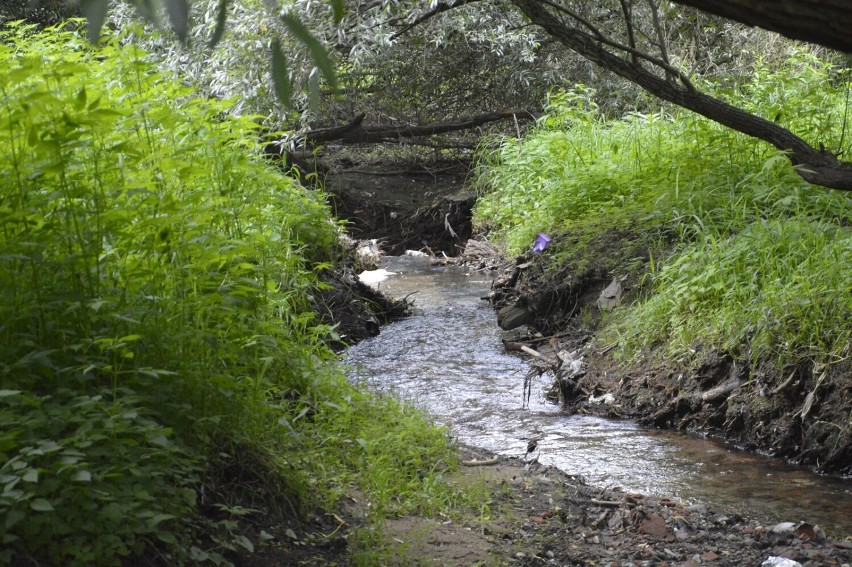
[344,255,852,536]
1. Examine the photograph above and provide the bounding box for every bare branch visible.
[618,0,638,65]
[390,0,482,40]
[646,0,671,81]
[299,110,537,145]
[537,0,694,91]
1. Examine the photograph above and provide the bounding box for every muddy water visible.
[345,256,852,535]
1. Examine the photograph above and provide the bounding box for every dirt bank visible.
[245,445,852,566]
[324,159,474,256]
[479,233,851,477]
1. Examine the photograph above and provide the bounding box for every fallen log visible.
[301,110,537,145]
[497,302,535,330]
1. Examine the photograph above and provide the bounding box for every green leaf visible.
[234,535,254,552]
[307,68,321,113]
[71,470,92,482]
[330,0,345,24]
[166,0,190,44]
[270,38,293,109]
[30,498,54,512]
[0,390,21,398]
[146,513,176,529]
[81,0,110,44]
[5,509,25,530]
[22,469,38,483]
[208,0,231,49]
[280,13,339,92]
[75,86,87,111]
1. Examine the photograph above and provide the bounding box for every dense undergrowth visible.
[0,22,465,566]
[474,49,852,372]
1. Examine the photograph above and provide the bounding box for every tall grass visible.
[474,49,852,370]
[0,22,463,565]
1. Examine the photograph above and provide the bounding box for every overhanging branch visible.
[669,0,852,53]
[390,0,482,40]
[512,0,852,191]
[300,110,537,145]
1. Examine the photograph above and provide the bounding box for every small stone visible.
[701,550,720,561]
[793,522,825,542]
[770,523,797,535]
[639,512,669,539]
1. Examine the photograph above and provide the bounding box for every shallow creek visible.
[344,255,851,535]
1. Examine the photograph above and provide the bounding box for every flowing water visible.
[344,255,852,535]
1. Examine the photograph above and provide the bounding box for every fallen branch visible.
[520,345,560,368]
[461,458,501,466]
[569,498,622,508]
[300,110,537,146]
[700,379,742,403]
[770,369,797,396]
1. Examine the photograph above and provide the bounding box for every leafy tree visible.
[12,0,851,188]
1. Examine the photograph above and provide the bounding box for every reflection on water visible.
[344,256,852,535]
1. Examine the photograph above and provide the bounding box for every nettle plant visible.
[0,21,338,565]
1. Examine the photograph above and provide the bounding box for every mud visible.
[242,446,852,566]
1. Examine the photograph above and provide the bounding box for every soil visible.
[323,158,475,257]
[240,445,852,566]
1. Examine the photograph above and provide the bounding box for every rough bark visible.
[670,0,852,53]
[301,110,536,145]
[512,0,852,191]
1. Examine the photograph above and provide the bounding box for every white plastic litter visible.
[761,557,802,567]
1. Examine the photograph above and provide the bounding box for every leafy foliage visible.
[0,21,466,565]
[474,51,852,369]
[0,389,201,564]
[0,19,332,563]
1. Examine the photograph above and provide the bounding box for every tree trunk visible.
[670,0,852,53]
[512,0,852,191]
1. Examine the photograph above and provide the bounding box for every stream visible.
[344,255,852,536]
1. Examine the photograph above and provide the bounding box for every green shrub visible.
[0,21,337,564]
[474,49,852,370]
[0,389,200,565]
[0,21,470,564]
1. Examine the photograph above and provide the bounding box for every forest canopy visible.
[33,0,849,190]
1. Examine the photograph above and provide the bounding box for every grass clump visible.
[0,21,464,565]
[474,49,852,371]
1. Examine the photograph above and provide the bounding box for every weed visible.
[474,50,852,373]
